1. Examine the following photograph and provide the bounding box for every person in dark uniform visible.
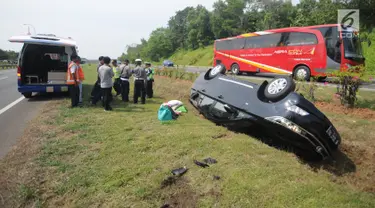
[90,56,104,105]
[132,59,147,104]
[119,59,132,102]
[145,62,155,98]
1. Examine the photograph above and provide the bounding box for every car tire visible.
[231,63,241,75]
[264,77,296,102]
[22,92,32,98]
[204,64,226,80]
[294,66,311,81]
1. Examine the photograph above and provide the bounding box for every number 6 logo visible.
[341,11,356,30]
[338,9,360,32]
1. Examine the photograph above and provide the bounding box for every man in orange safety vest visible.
[66,54,80,107]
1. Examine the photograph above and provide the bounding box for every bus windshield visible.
[342,32,364,60]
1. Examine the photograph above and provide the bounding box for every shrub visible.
[330,66,371,108]
[295,77,320,102]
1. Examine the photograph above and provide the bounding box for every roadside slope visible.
[1,65,375,207]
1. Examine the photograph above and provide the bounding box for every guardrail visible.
[0,64,16,69]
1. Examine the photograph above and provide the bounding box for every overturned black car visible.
[189,64,341,161]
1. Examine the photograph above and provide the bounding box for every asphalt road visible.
[0,69,46,158]
[165,65,375,91]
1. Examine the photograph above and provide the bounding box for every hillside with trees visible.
[119,0,375,67]
[0,49,19,62]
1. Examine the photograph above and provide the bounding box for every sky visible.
[0,0,299,59]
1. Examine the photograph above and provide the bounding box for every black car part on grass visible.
[189,64,341,161]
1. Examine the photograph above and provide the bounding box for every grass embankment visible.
[157,46,214,67]
[1,65,375,207]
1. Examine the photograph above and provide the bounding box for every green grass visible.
[159,46,214,66]
[1,64,375,207]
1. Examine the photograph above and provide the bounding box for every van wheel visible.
[22,92,32,98]
[264,77,295,102]
[294,66,311,81]
[204,64,226,80]
[231,63,241,75]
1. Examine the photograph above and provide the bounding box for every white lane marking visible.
[218,77,254,89]
[0,97,25,116]
[0,76,9,81]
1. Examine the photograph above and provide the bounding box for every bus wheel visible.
[231,64,241,75]
[294,66,311,81]
[22,92,32,98]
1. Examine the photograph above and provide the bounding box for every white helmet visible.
[135,58,142,62]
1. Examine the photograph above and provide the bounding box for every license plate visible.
[326,125,339,145]
[46,86,54,92]
[61,86,68,92]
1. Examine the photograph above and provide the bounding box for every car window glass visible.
[211,102,233,118]
[286,32,318,46]
[199,96,215,108]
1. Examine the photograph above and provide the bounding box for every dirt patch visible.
[337,142,375,193]
[315,102,375,120]
[160,177,198,208]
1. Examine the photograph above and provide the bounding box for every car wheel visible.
[22,92,32,98]
[294,66,311,81]
[231,63,241,75]
[204,64,226,80]
[264,77,296,102]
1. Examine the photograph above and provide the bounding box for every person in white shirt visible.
[98,56,114,111]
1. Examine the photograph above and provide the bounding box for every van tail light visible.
[17,66,21,80]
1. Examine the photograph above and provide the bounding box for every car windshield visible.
[342,31,364,59]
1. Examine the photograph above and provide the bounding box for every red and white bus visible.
[213,24,365,80]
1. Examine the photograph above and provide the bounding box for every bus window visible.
[286,32,318,46]
[231,38,245,50]
[215,40,231,51]
[244,33,283,49]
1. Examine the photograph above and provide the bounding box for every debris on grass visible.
[193,160,209,168]
[212,133,227,139]
[171,167,188,176]
[203,157,217,164]
[160,204,170,208]
[161,176,178,189]
[213,175,221,180]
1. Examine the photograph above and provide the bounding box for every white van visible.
[8,34,78,98]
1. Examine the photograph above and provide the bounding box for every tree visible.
[143,28,174,62]
[168,7,195,50]
[0,49,8,60]
[186,5,215,49]
[211,0,250,39]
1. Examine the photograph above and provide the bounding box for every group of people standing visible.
[66,55,155,111]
